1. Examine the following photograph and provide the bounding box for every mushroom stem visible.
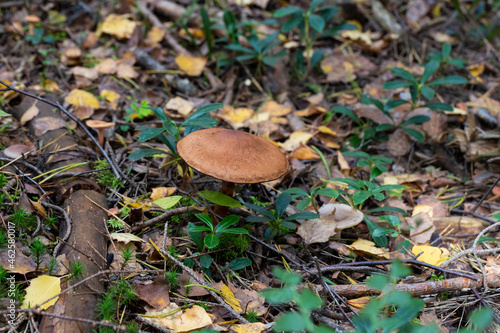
[97,130,104,147]
[213,180,235,220]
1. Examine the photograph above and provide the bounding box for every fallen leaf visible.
[21,275,61,310]
[94,58,117,74]
[346,296,371,310]
[145,305,212,333]
[116,63,138,79]
[4,144,34,159]
[261,100,292,117]
[407,212,436,244]
[0,248,36,274]
[280,131,314,151]
[349,239,390,259]
[297,203,364,244]
[175,53,207,76]
[342,30,372,45]
[178,271,210,297]
[145,26,165,44]
[412,245,445,266]
[166,97,195,116]
[220,283,242,313]
[65,89,100,108]
[218,106,254,129]
[135,277,170,311]
[102,14,137,39]
[70,66,98,81]
[151,187,177,201]
[110,233,145,244]
[32,117,67,136]
[232,322,267,333]
[430,32,457,44]
[20,101,39,125]
[100,89,120,110]
[292,144,320,160]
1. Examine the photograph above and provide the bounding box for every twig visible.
[42,202,72,257]
[471,175,500,212]
[0,79,122,181]
[472,221,500,291]
[441,248,500,268]
[131,206,198,231]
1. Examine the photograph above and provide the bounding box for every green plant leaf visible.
[188,103,223,119]
[420,85,436,100]
[331,105,360,125]
[283,212,319,222]
[283,187,310,198]
[424,102,453,111]
[391,68,418,84]
[204,234,219,248]
[243,202,275,220]
[379,215,401,227]
[260,287,295,304]
[188,225,212,233]
[372,227,395,238]
[128,148,166,161]
[427,75,468,86]
[309,14,325,32]
[149,106,168,120]
[400,115,430,126]
[296,198,312,211]
[276,192,292,218]
[200,254,212,268]
[138,127,166,142]
[421,60,440,84]
[382,80,414,90]
[274,6,303,17]
[182,117,218,128]
[187,223,204,250]
[229,257,252,270]
[364,216,388,248]
[309,0,325,11]
[153,195,183,210]
[198,190,243,207]
[442,43,451,58]
[385,99,409,110]
[246,216,271,223]
[0,109,10,117]
[353,191,372,205]
[296,289,323,313]
[196,213,214,229]
[282,16,303,33]
[401,127,425,142]
[314,188,339,198]
[274,312,310,332]
[221,228,249,234]
[367,206,409,215]
[215,215,239,233]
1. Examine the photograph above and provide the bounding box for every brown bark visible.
[11,96,108,332]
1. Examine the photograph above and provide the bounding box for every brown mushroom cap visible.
[177,128,288,184]
[25,15,41,23]
[86,120,115,129]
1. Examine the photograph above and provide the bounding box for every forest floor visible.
[1,0,500,332]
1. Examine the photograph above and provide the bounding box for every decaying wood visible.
[327,274,500,298]
[11,96,108,332]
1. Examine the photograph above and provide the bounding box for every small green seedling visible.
[244,192,319,240]
[129,103,221,164]
[261,267,333,333]
[382,60,468,110]
[428,43,466,69]
[342,151,393,181]
[283,186,338,212]
[188,214,248,249]
[224,32,286,76]
[29,240,47,271]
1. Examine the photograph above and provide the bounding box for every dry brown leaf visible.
[407,212,436,244]
[116,63,139,79]
[20,101,39,125]
[0,248,37,274]
[4,144,34,159]
[71,66,98,81]
[292,144,320,160]
[102,14,137,39]
[135,277,170,311]
[178,271,210,297]
[175,53,207,76]
[166,97,195,116]
[94,58,117,74]
[144,304,212,333]
[32,117,66,136]
[297,204,364,244]
[232,323,267,333]
[387,129,412,156]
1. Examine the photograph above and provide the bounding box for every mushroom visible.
[25,15,40,35]
[177,128,289,218]
[86,120,115,147]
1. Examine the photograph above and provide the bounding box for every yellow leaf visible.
[280,131,314,152]
[292,144,320,160]
[318,125,337,136]
[144,304,212,332]
[468,64,484,79]
[232,322,267,333]
[221,284,242,313]
[22,275,61,310]
[219,106,254,128]
[346,296,371,310]
[175,53,207,76]
[110,233,145,244]
[261,100,292,116]
[349,239,390,259]
[65,89,99,108]
[102,14,137,39]
[413,205,433,217]
[100,89,120,110]
[151,187,177,201]
[147,26,165,43]
[341,30,372,45]
[412,245,444,266]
